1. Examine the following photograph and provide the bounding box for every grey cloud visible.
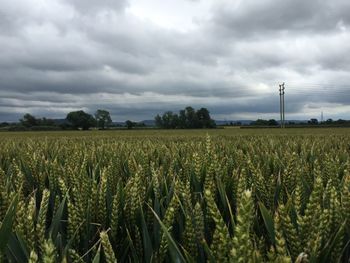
[211,0,350,37]
[66,0,128,13]
[0,0,350,122]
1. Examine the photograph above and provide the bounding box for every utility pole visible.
[279,83,285,128]
[282,83,285,128]
[279,84,282,128]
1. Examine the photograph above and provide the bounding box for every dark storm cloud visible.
[211,0,350,37]
[0,0,350,122]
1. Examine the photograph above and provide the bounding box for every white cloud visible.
[127,0,212,32]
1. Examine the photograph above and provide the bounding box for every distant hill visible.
[112,121,126,126]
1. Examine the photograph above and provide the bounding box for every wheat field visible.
[0,129,349,262]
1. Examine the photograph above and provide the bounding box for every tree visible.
[178,109,187,128]
[185,106,198,128]
[155,114,163,127]
[335,119,346,124]
[66,110,95,130]
[268,119,278,126]
[325,118,333,124]
[308,118,318,125]
[196,108,215,128]
[95,109,112,129]
[20,113,38,127]
[19,114,57,128]
[0,122,9,127]
[161,111,178,129]
[38,117,55,126]
[125,120,135,129]
[155,112,178,128]
[154,106,215,129]
[253,119,269,126]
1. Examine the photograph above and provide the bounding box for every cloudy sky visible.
[1,0,350,122]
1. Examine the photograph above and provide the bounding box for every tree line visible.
[1,106,216,131]
[154,106,216,129]
[15,110,113,130]
[1,109,349,131]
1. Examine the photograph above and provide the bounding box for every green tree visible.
[178,109,187,128]
[253,119,269,126]
[38,117,55,126]
[95,109,112,129]
[185,106,198,128]
[66,110,95,130]
[268,119,278,126]
[20,113,38,127]
[308,118,318,125]
[0,122,9,127]
[196,108,215,128]
[325,118,333,124]
[155,114,163,127]
[161,111,177,129]
[125,120,135,129]
[154,106,215,129]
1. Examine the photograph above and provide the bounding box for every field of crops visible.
[0,129,349,262]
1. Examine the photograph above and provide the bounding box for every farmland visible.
[0,128,349,262]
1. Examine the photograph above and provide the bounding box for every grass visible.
[0,127,349,262]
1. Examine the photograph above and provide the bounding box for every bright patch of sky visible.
[127,0,213,32]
